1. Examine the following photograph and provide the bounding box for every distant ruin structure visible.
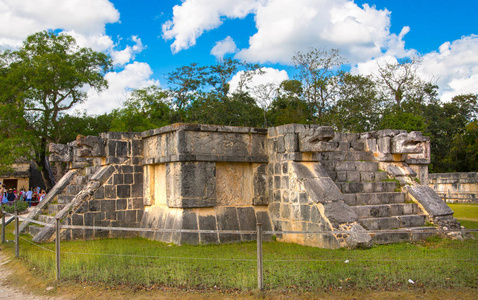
[20,124,461,248]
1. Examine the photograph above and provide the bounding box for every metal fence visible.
[2,212,478,291]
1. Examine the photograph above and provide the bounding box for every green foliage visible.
[0,31,111,186]
[2,201,28,213]
[110,86,173,132]
[57,113,114,143]
[267,80,311,126]
[379,110,426,132]
[329,72,381,132]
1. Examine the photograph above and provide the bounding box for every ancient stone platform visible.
[21,123,461,248]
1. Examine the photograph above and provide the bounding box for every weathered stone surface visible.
[292,162,344,203]
[391,132,428,154]
[323,202,357,224]
[49,143,72,162]
[345,223,372,248]
[405,185,454,217]
[76,135,105,157]
[167,162,216,208]
[298,127,336,152]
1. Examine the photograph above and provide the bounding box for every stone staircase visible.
[319,136,435,244]
[26,166,101,239]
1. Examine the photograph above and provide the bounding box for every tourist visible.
[19,188,25,200]
[1,184,7,204]
[39,190,46,202]
[32,189,39,206]
[6,189,15,204]
[25,188,33,207]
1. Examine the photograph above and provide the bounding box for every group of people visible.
[0,184,47,207]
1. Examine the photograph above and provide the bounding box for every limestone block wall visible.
[0,162,30,190]
[266,124,371,249]
[41,123,459,247]
[140,124,272,245]
[428,172,478,202]
[35,132,145,242]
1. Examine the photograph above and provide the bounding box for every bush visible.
[1,201,29,214]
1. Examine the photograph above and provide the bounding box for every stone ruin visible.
[19,123,461,248]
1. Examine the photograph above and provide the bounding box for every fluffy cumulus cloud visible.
[0,0,158,114]
[229,67,289,107]
[110,36,145,66]
[162,0,260,53]
[419,35,478,101]
[0,0,119,49]
[210,36,237,59]
[353,35,478,101]
[162,0,407,65]
[73,62,160,115]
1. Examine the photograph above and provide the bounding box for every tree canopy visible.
[2,37,477,175]
[0,31,111,187]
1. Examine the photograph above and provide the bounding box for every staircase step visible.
[334,171,389,183]
[74,175,89,185]
[352,203,420,219]
[344,192,406,206]
[359,215,426,230]
[319,151,374,162]
[338,181,399,194]
[28,225,43,237]
[66,184,85,195]
[48,204,66,214]
[57,195,75,204]
[38,215,55,224]
[370,227,438,244]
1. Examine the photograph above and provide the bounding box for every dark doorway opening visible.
[3,179,18,190]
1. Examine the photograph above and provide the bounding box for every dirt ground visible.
[0,251,58,299]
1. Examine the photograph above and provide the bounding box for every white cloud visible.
[211,36,237,59]
[0,0,119,49]
[352,35,478,102]
[162,0,406,65]
[419,35,478,101]
[0,0,155,115]
[73,62,160,115]
[110,36,145,66]
[229,67,289,107]
[162,0,260,53]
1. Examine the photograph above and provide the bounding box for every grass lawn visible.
[448,203,478,226]
[1,215,477,294]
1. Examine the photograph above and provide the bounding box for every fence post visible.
[256,223,263,291]
[2,212,5,244]
[56,218,61,281]
[15,203,19,258]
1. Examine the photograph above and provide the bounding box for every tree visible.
[57,112,114,144]
[424,94,478,172]
[110,85,172,132]
[375,57,437,110]
[330,72,381,132]
[449,120,478,171]
[292,48,345,122]
[267,80,311,126]
[166,63,207,122]
[0,31,111,188]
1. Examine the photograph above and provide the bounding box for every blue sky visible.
[1,0,477,114]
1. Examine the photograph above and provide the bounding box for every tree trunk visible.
[38,138,53,191]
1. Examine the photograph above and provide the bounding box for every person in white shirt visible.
[25,188,33,207]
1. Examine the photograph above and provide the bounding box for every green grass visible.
[448,203,478,231]
[448,203,478,221]
[2,222,477,292]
